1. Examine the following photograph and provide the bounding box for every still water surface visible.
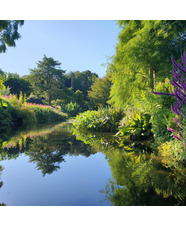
[0,122,185,206]
[0,123,112,206]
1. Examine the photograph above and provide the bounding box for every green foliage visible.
[64,70,98,97]
[0,72,20,81]
[103,148,186,205]
[0,99,12,130]
[4,77,32,97]
[61,101,82,117]
[27,94,44,104]
[0,95,67,127]
[73,107,124,132]
[158,139,186,169]
[29,105,67,124]
[29,55,66,105]
[88,76,111,108]
[0,79,5,92]
[153,78,175,108]
[116,112,153,141]
[19,106,37,126]
[0,20,24,53]
[108,20,186,108]
[0,86,10,96]
[120,79,176,140]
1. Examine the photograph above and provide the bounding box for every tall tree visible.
[4,77,32,97]
[29,55,66,105]
[0,20,24,53]
[65,70,98,97]
[109,20,186,108]
[88,76,111,108]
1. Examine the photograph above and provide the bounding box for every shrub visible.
[116,112,153,141]
[61,102,82,117]
[158,140,186,169]
[0,98,12,129]
[27,95,44,104]
[1,95,67,127]
[1,86,10,96]
[73,107,124,132]
[25,103,67,123]
[20,106,37,126]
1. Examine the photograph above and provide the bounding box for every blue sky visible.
[0,20,121,78]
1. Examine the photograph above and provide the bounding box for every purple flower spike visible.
[171,79,182,89]
[154,52,185,148]
[178,132,184,139]
[152,91,174,96]
[173,135,181,141]
[171,57,186,74]
[173,118,184,129]
[171,105,179,115]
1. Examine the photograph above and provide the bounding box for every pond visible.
[0,122,185,206]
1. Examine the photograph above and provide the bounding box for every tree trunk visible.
[149,68,153,91]
[48,93,51,105]
[149,68,155,92]
[153,71,156,91]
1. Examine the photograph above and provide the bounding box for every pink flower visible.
[173,118,184,129]
[167,127,174,132]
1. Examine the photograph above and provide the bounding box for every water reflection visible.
[73,128,186,206]
[0,123,95,176]
[0,123,185,205]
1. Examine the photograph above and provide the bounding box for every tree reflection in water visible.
[0,123,185,205]
[0,165,5,205]
[74,128,186,206]
[0,123,95,176]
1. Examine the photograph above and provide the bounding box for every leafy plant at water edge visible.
[116,112,153,141]
[1,95,67,126]
[73,107,124,132]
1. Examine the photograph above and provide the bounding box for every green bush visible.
[73,107,124,132]
[61,101,82,117]
[27,105,67,124]
[0,98,12,129]
[27,95,44,104]
[116,112,153,141]
[20,106,37,126]
[125,79,176,141]
[1,95,67,127]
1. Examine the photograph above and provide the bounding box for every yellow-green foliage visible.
[116,112,153,141]
[0,79,5,94]
[158,140,185,170]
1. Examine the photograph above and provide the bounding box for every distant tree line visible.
[0,55,111,112]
